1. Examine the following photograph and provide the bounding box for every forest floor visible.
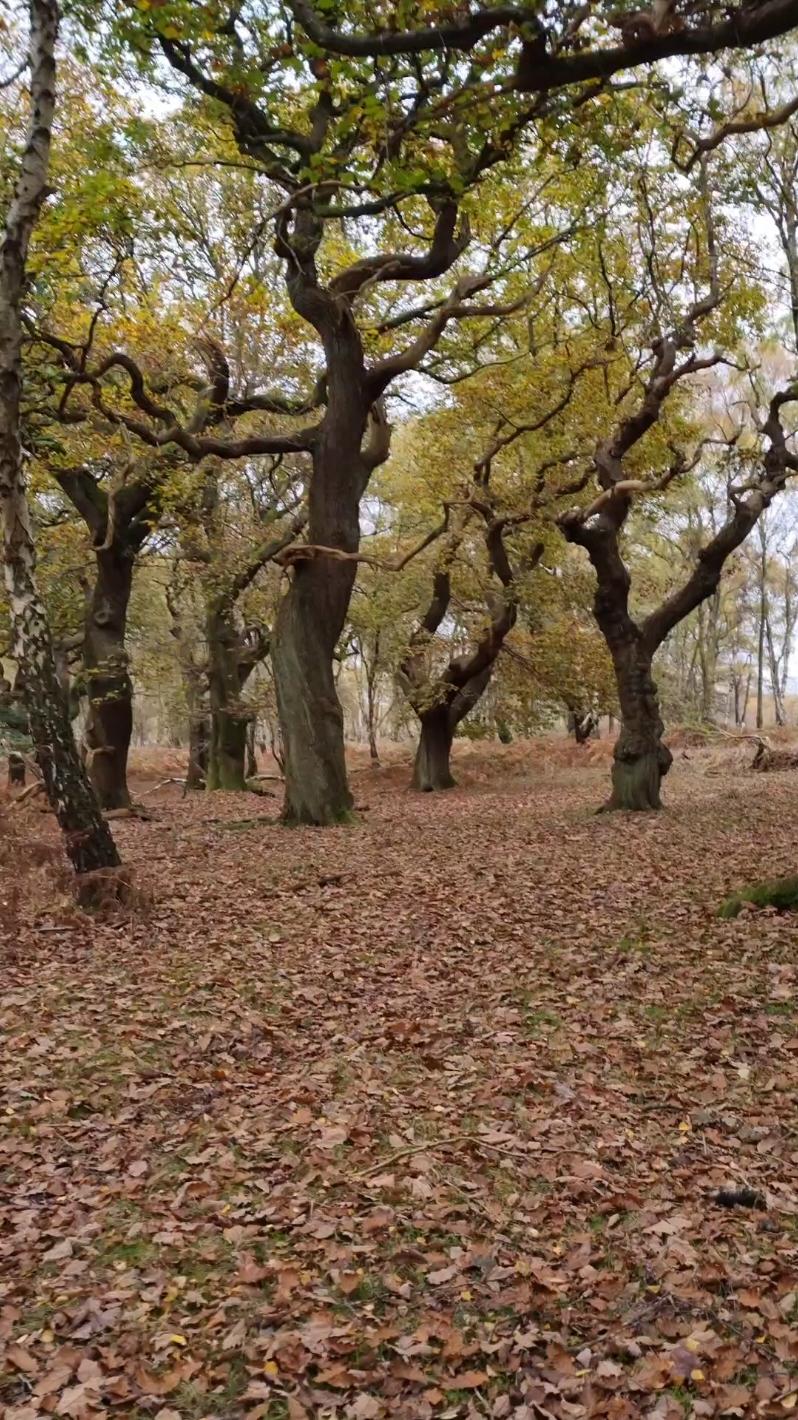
[1,739,797,1420]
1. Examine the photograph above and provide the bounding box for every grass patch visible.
[719,874,798,918]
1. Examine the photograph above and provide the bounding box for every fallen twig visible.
[355,1131,532,1178]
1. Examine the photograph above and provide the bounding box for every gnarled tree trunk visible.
[206,603,251,791]
[606,639,672,810]
[83,544,134,810]
[413,706,456,791]
[410,666,492,791]
[273,551,357,823]
[271,331,375,825]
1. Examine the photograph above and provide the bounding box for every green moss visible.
[719,874,798,919]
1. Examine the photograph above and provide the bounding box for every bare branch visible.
[673,92,798,175]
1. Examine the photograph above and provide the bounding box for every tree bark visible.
[765,613,786,725]
[206,603,250,791]
[186,709,209,789]
[606,639,672,810]
[273,554,356,822]
[566,702,598,744]
[410,667,492,791]
[560,508,675,811]
[8,752,25,787]
[412,707,456,791]
[207,708,248,790]
[83,544,134,809]
[246,719,258,779]
[0,0,120,879]
[365,634,381,764]
[272,343,371,824]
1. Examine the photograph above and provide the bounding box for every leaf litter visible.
[1,747,797,1419]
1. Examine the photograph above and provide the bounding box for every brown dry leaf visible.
[286,1400,311,1420]
[426,1264,459,1286]
[35,1366,75,1397]
[4,743,798,1420]
[42,1239,73,1262]
[445,1370,490,1389]
[348,1396,383,1418]
[6,1344,39,1373]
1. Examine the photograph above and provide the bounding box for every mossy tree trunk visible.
[206,602,255,792]
[83,543,135,811]
[605,640,672,810]
[55,457,162,813]
[273,550,357,822]
[412,706,456,791]
[271,309,387,825]
[560,505,674,812]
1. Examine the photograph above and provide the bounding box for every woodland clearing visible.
[1,741,796,1420]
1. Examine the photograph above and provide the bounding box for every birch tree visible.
[0,0,120,878]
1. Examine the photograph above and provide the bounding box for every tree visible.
[65,0,793,824]
[559,226,798,807]
[21,96,315,805]
[0,0,120,880]
[175,457,306,790]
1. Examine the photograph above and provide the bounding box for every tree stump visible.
[751,738,798,772]
[7,752,25,788]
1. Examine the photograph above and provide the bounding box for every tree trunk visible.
[273,563,355,822]
[186,710,209,789]
[366,632,381,764]
[3,578,120,873]
[566,703,597,744]
[412,707,456,791]
[756,532,766,729]
[207,708,248,790]
[765,614,786,726]
[83,545,134,810]
[409,667,492,792]
[8,752,25,787]
[206,603,249,791]
[365,662,380,763]
[246,719,258,779]
[272,423,367,824]
[733,675,743,727]
[606,642,672,810]
[0,0,120,881]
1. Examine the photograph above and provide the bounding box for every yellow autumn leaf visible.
[263,1361,279,1377]
[169,1334,187,1346]
[691,1369,705,1382]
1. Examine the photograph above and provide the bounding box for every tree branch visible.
[330,201,469,298]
